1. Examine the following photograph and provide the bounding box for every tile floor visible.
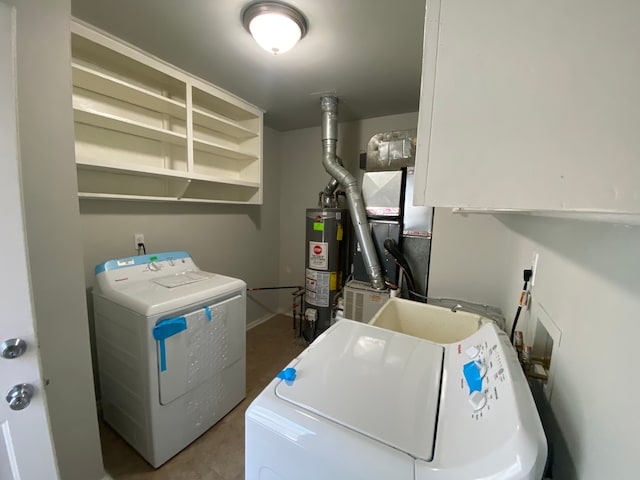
[99,314,306,480]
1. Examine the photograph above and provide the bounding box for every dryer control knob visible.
[469,390,487,411]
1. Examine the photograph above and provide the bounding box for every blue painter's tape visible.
[277,367,297,385]
[204,306,212,321]
[152,317,187,372]
[95,251,191,274]
[463,361,483,394]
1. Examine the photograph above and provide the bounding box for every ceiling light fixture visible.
[242,2,308,55]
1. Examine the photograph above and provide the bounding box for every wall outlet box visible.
[530,303,562,401]
[134,233,144,250]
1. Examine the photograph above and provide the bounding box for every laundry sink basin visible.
[368,297,492,344]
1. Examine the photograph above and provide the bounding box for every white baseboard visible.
[246,309,291,331]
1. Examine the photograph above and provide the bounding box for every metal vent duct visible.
[320,96,385,290]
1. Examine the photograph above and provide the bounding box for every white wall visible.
[278,111,419,298]
[12,0,104,478]
[428,209,516,307]
[429,209,640,479]
[80,127,284,327]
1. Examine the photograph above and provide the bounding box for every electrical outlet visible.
[134,233,144,250]
[531,252,540,286]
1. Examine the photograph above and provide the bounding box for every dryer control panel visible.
[95,251,206,292]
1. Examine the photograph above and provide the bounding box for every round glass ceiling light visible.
[242,2,308,55]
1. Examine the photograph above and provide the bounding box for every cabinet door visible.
[414,0,640,213]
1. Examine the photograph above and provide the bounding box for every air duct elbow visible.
[319,96,385,291]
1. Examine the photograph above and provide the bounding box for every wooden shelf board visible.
[74,107,187,146]
[78,192,180,202]
[78,192,259,205]
[192,85,260,122]
[76,158,188,179]
[177,198,261,204]
[73,63,186,118]
[193,138,258,161]
[188,172,260,188]
[192,107,257,140]
[76,158,259,188]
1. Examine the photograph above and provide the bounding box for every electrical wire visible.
[247,285,303,291]
[137,243,146,255]
[395,261,417,296]
[407,289,428,301]
[247,286,304,330]
[510,269,533,344]
[383,238,422,301]
[390,256,427,302]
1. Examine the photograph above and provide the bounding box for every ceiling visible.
[71,0,427,131]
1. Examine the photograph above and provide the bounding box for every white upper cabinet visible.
[413,0,640,215]
[71,21,263,204]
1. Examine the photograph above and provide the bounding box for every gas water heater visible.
[303,207,349,340]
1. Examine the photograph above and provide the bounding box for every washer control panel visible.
[461,339,506,415]
[419,322,546,477]
[449,323,517,423]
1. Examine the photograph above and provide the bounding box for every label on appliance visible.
[308,241,329,270]
[116,259,135,267]
[329,272,337,291]
[305,268,330,307]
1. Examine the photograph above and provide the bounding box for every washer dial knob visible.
[465,346,480,359]
[469,390,487,411]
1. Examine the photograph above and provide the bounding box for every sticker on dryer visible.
[308,241,329,270]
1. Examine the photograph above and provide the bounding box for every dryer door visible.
[153,293,243,405]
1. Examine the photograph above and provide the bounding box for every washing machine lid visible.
[275,320,443,461]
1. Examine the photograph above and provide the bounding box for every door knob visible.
[1,338,27,359]
[6,384,34,411]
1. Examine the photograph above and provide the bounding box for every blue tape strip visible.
[152,317,187,372]
[159,343,167,372]
[204,306,212,321]
[463,361,483,393]
[277,368,297,385]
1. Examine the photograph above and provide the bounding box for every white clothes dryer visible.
[93,251,246,467]
[246,319,547,479]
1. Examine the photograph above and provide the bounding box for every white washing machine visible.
[93,251,246,467]
[246,319,547,479]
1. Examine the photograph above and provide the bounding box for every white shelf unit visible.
[71,21,263,204]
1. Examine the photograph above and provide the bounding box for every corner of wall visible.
[14,0,104,478]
